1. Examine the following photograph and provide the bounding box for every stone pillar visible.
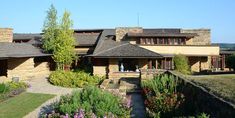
[0,28,13,42]
[115,27,143,42]
[108,58,119,72]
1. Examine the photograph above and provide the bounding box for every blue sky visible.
[0,0,234,43]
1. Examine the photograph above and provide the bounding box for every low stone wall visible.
[109,72,140,80]
[168,71,235,117]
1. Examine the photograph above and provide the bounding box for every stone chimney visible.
[181,29,211,45]
[0,28,13,42]
[115,27,143,42]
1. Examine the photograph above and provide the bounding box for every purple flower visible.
[63,113,69,118]
[91,112,97,118]
[78,109,85,118]
[74,112,79,118]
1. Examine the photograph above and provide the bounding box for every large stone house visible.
[0,27,221,81]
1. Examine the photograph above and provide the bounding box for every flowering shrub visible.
[142,74,185,117]
[43,86,130,118]
[49,70,104,88]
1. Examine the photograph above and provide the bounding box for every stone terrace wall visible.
[169,71,235,117]
[0,28,13,42]
[181,29,210,45]
[7,58,35,80]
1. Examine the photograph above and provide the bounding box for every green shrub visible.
[0,83,10,94]
[7,81,28,90]
[142,74,184,117]
[49,70,104,88]
[52,86,130,117]
[173,54,191,75]
[0,82,28,102]
[197,112,210,118]
[142,74,177,95]
[226,53,235,70]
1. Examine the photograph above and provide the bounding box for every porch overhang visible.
[89,56,163,58]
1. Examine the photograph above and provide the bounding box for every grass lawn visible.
[0,92,55,118]
[185,74,235,104]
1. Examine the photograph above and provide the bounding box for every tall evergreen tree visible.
[42,4,58,53]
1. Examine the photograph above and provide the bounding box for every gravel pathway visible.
[23,76,80,118]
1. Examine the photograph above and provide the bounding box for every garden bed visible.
[42,86,131,118]
[0,81,28,102]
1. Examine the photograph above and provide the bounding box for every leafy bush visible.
[196,112,210,118]
[226,53,235,70]
[142,74,184,117]
[173,54,191,75]
[47,86,130,117]
[0,82,28,102]
[49,70,103,88]
[142,74,177,95]
[0,83,10,94]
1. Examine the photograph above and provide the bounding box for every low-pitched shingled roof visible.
[90,39,162,58]
[127,32,197,38]
[74,33,100,46]
[0,42,51,59]
[13,33,42,40]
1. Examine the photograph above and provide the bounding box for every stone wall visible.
[0,28,13,42]
[93,66,107,77]
[169,71,235,117]
[108,58,119,72]
[115,27,143,42]
[189,57,211,72]
[7,58,35,80]
[34,62,50,77]
[6,57,51,81]
[181,29,211,45]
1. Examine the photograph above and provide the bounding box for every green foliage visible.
[42,5,76,70]
[226,53,235,70]
[142,74,177,95]
[53,11,76,70]
[196,112,210,118]
[142,74,184,117]
[49,70,103,88]
[42,4,58,53]
[0,82,28,102]
[173,54,191,75]
[54,86,130,117]
[0,83,9,94]
[7,81,28,90]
